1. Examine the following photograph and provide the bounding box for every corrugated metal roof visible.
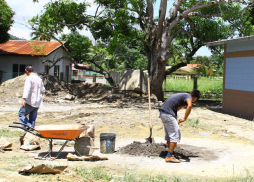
[206,35,254,47]
[0,40,65,56]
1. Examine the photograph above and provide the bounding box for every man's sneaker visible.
[165,156,180,163]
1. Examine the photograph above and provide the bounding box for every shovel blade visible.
[145,137,155,143]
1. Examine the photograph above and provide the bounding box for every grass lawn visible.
[164,76,223,100]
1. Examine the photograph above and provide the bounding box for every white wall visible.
[47,48,72,82]
[0,47,72,83]
[225,57,254,92]
[0,55,41,73]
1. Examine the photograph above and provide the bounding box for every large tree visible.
[0,0,14,43]
[30,0,254,100]
[91,0,254,100]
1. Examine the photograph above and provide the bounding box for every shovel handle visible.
[148,78,152,128]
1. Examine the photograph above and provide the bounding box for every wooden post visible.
[0,70,3,84]
[93,74,96,83]
[193,75,198,90]
[164,76,167,91]
[140,69,143,97]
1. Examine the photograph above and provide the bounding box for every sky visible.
[6,0,211,57]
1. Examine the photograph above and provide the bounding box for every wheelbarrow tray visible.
[9,122,94,159]
[35,125,88,140]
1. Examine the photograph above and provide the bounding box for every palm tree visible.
[30,30,51,41]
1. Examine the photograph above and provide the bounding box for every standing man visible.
[18,65,45,129]
[159,89,201,163]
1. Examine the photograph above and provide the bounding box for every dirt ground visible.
[1,75,254,181]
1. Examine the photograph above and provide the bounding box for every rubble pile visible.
[0,74,158,106]
[0,74,115,103]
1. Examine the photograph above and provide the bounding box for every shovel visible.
[146,78,154,143]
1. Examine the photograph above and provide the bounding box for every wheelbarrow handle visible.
[12,122,39,132]
[9,125,44,138]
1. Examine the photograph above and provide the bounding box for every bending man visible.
[159,89,201,163]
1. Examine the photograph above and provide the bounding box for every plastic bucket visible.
[100,133,116,154]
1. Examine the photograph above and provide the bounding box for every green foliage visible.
[60,32,92,62]
[227,3,254,36]
[191,54,224,77]
[29,0,90,39]
[91,0,138,43]
[0,0,15,43]
[167,41,186,66]
[195,65,210,77]
[30,28,51,41]
[85,41,109,70]
[109,38,148,71]
[28,41,46,55]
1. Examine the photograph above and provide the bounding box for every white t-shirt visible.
[22,73,45,108]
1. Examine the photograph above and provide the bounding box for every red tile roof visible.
[0,40,65,56]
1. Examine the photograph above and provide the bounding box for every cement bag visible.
[22,132,40,145]
[20,132,41,151]
[67,153,108,161]
[0,137,12,152]
[20,145,40,151]
[79,125,94,139]
[19,164,68,174]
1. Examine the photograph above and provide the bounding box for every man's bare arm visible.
[179,98,192,123]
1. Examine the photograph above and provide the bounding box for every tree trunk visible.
[149,50,166,101]
[151,75,164,101]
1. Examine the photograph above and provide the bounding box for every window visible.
[45,65,50,74]
[12,64,27,78]
[13,64,18,73]
[73,70,78,76]
[66,65,69,83]
[19,64,26,74]
[54,65,59,78]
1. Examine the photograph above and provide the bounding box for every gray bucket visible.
[99,133,116,154]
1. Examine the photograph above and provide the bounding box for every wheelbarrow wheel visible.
[74,137,95,156]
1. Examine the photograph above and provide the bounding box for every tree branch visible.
[187,12,223,18]
[166,0,184,22]
[165,62,186,75]
[157,0,167,42]
[146,0,155,44]
[167,28,191,45]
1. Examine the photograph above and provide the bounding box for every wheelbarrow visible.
[9,122,98,159]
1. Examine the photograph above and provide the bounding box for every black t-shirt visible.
[159,93,192,118]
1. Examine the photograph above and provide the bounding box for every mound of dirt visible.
[0,74,115,102]
[117,141,168,157]
[116,141,211,160]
